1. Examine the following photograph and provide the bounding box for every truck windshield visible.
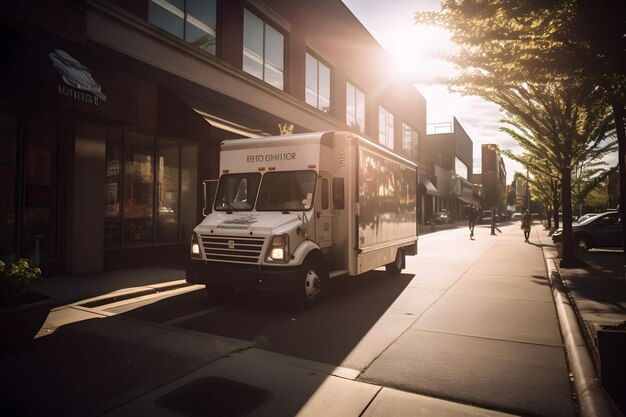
[256,170,317,211]
[214,173,261,211]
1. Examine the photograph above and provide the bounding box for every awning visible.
[419,177,439,196]
[166,89,279,140]
[457,195,479,206]
[192,108,269,138]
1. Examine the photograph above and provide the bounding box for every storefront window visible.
[180,144,197,239]
[22,120,57,261]
[124,133,154,244]
[0,115,16,260]
[156,139,180,243]
[104,130,122,247]
[104,132,197,248]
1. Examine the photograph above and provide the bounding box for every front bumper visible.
[185,260,301,291]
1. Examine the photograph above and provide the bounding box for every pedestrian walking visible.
[521,210,532,242]
[466,204,478,239]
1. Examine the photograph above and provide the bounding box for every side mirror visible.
[203,179,219,216]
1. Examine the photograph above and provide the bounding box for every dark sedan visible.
[552,210,622,251]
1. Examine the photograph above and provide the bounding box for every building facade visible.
[0,0,426,275]
[420,118,476,223]
[480,144,507,214]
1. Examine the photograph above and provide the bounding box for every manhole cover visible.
[156,377,271,417]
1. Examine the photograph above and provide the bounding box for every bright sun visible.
[387,25,455,80]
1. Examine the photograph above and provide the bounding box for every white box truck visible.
[186,131,417,307]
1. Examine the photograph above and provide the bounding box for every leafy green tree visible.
[491,84,615,264]
[415,0,625,266]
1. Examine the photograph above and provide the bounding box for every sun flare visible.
[387,25,455,80]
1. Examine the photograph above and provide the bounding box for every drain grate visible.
[155,377,271,417]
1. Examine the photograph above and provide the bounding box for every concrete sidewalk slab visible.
[103,348,381,417]
[411,295,563,346]
[359,329,575,417]
[362,387,517,417]
[446,273,553,302]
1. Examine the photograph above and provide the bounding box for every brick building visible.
[0,0,426,274]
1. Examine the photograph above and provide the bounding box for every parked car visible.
[552,210,622,252]
[480,210,492,224]
[575,213,600,224]
[511,212,523,221]
[433,212,450,224]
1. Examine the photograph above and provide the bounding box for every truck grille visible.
[200,234,265,264]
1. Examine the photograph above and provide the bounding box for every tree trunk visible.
[552,179,560,230]
[611,100,626,283]
[561,169,575,267]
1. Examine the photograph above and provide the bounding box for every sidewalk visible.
[1,224,624,416]
[535,227,626,416]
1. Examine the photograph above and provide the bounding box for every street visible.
[99,223,576,417]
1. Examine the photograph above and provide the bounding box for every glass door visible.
[21,119,59,267]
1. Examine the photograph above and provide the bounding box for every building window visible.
[306,53,331,113]
[149,0,217,54]
[346,82,365,133]
[402,123,418,157]
[455,156,469,180]
[378,106,394,149]
[104,131,197,248]
[243,8,284,90]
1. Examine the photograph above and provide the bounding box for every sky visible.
[341,0,523,183]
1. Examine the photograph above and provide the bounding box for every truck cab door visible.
[315,173,333,249]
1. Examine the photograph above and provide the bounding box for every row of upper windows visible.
[147,0,418,155]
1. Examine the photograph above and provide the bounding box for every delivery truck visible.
[186,131,417,307]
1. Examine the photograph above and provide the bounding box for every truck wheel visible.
[295,257,326,308]
[205,285,233,301]
[385,248,405,275]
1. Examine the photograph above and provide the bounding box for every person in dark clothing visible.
[467,204,478,238]
[521,210,532,242]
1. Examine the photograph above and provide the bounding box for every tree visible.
[415,0,626,266]
[490,83,615,264]
[572,162,613,216]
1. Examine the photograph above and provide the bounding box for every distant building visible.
[480,144,507,214]
[420,118,478,223]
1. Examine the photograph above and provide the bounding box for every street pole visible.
[526,170,530,211]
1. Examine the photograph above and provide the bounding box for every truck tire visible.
[385,248,405,275]
[205,285,233,301]
[294,256,326,309]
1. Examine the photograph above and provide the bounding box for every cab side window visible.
[332,177,344,209]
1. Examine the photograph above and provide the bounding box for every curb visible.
[541,249,615,417]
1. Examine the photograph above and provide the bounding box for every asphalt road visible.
[105,224,576,417]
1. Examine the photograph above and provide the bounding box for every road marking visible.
[164,303,231,325]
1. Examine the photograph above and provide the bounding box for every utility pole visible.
[526,170,530,211]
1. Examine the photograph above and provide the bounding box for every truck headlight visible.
[191,232,202,258]
[266,234,289,263]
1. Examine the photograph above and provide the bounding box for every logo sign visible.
[228,240,235,249]
[49,49,107,106]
